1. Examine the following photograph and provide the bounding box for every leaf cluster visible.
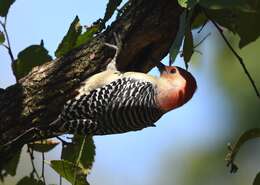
[171,0,260,68]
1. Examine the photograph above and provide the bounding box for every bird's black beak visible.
[157,62,166,74]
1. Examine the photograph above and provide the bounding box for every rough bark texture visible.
[0,0,182,156]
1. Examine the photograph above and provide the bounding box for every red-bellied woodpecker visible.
[54,60,197,135]
[3,35,197,151]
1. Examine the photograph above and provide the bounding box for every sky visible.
[0,1,233,185]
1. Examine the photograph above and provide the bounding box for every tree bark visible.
[0,0,182,152]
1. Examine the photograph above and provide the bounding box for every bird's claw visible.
[104,33,123,71]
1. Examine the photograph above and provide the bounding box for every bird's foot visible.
[104,33,123,71]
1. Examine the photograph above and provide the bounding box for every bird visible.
[53,57,197,135]
[3,34,197,150]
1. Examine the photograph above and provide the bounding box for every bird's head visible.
[156,63,197,112]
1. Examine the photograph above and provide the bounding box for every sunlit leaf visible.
[253,172,260,185]
[55,16,82,57]
[0,31,5,44]
[62,135,95,172]
[28,140,59,153]
[75,25,100,48]
[103,0,122,24]
[16,176,44,185]
[50,160,89,185]
[178,0,197,8]
[178,0,188,8]
[14,42,52,79]
[0,0,15,17]
[80,136,95,170]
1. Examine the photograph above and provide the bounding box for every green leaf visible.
[191,13,208,29]
[2,149,21,176]
[206,7,260,48]
[14,42,52,79]
[103,0,122,24]
[55,16,100,57]
[178,0,197,8]
[50,160,89,185]
[0,0,15,17]
[253,172,260,185]
[75,24,100,48]
[169,10,187,64]
[0,31,5,44]
[170,9,194,65]
[16,176,44,185]
[28,140,59,153]
[199,0,258,12]
[55,16,82,57]
[183,28,194,67]
[62,135,95,172]
[178,0,188,8]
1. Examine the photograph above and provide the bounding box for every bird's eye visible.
[170,68,176,74]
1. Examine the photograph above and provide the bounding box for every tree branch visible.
[0,0,183,163]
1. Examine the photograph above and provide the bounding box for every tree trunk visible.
[0,0,182,157]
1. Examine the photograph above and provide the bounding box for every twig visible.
[194,32,211,48]
[0,17,17,82]
[73,136,87,185]
[59,140,66,185]
[2,43,9,50]
[3,127,39,148]
[0,18,15,63]
[197,19,208,34]
[3,121,55,149]
[27,145,41,180]
[59,175,62,185]
[41,140,46,185]
[203,9,260,98]
[225,128,260,173]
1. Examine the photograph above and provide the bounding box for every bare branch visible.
[41,151,46,184]
[194,32,211,48]
[27,145,41,180]
[197,19,208,34]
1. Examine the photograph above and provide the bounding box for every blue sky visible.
[0,1,232,185]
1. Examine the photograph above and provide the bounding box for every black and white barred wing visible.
[59,77,163,135]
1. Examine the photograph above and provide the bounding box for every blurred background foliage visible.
[1,0,260,185]
[158,26,260,185]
